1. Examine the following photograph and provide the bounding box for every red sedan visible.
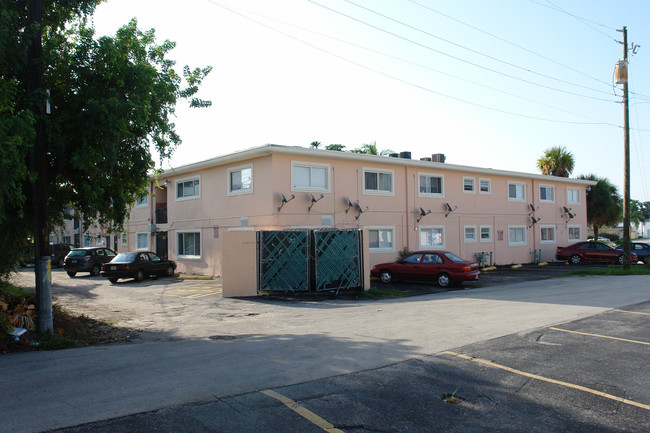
[370,250,480,288]
[556,241,637,265]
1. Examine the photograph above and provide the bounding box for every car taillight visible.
[462,266,471,271]
[84,255,91,262]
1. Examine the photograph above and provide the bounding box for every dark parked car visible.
[616,242,650,264]
[64,247,117,277]
[370,250,480,288]
[100,251,176,283]
[50,243,74,267]
[556,241,637,265]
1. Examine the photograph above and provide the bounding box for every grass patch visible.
[0,281,31,297]
[561,265,650,278]
[363,287,407,299]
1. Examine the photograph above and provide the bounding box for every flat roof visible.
[158,144,597,186]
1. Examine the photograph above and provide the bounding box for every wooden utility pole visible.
[620,26,631,270]
[27,0,53,332]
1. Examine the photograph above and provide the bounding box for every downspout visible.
[332,166,336,227]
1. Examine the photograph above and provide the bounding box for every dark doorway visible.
[156,232,168,259]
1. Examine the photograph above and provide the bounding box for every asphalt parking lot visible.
[49,299,650,432]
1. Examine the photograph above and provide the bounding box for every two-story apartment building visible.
[123,144,595,276]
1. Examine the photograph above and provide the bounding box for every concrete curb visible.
[176,274,214,280]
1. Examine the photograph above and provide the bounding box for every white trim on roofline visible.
[154,144,597,187]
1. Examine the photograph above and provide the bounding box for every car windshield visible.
[443,252,464,262]
[112,253,137,262]
[67,250,88,257]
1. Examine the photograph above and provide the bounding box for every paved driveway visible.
[3,268,650,432]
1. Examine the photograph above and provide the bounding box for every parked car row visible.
[556,241,641,264]
[59,247,176,283]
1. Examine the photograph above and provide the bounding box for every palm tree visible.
[537,146,575,177]
[351,141,379,155]
[309,141,321,149]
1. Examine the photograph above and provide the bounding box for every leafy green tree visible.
[0,1,211,276]
[325,144,345,151]
[577,174,623,240]
[537,146,575,177]
[351,141,379,155]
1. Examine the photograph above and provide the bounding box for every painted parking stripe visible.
[549,327,650,346]
[613,309,650,316]
[261,389,345,433]
[443,351,650,411]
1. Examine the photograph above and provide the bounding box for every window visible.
[508,226,527,246]
[419,174,444,197]
[422,253,443,264]
[508,181,526,201]
[176,176,200,200]
[463,177,475,193]
[479,179,491,194]
[366,227,394,251]
[135,194,148,208]
[480,226,492,242]
[177,230,201,258]
[136,233,148,250]
[420,226,445,249]
[83,234,91,247]
[464,226,477,242]
[121,233,128,246]
[567,188,580,204]
[292,162,329,191]
[540,225,555,243]
[568,225,581,241]
[61,235,71,244]
[540,185,555,202]
[228,165,253,195]
[363,168,394,195]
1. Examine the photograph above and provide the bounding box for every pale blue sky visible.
[93,0,650,202]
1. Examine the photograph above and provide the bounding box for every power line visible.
[210,1,613,122]
[405,0,614,89]
[308,0,617,103]
[207,0,620,127]
[529,0,619,41]
[343,0,615,97]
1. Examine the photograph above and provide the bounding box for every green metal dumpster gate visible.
[257,229,363,293]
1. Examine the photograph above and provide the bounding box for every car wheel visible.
[67,271,77,277]
[569,255,581,265]
[57,257,65,267]
[617,255,625,265]
[165,265,175,277]
[437,272,452,288]
[379,270,392,283]
[90,264,100,276]
[108,278,118,284]
[135,269,146,282]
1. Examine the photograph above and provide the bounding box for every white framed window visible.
[540,225,556,243]
[463,177,475,194]
[83,234,91,247]
[479,178,491,194]
[363,168,394,195]
[464,225,477,242]
[419,226,445,249]
[480,225,492,242]
[291,161,330,192]
[365,226,394,252]
[177,230,201,259]
[228,164,253,195]
[568,225,581,241]
[508,181,526,201]
[176,176,201,201]
[567,187,580,204]
[136,233,149,250]
[508,226,527,246]
[540,185,555,202]
[135,194,148,208]
[419,173,444,197]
